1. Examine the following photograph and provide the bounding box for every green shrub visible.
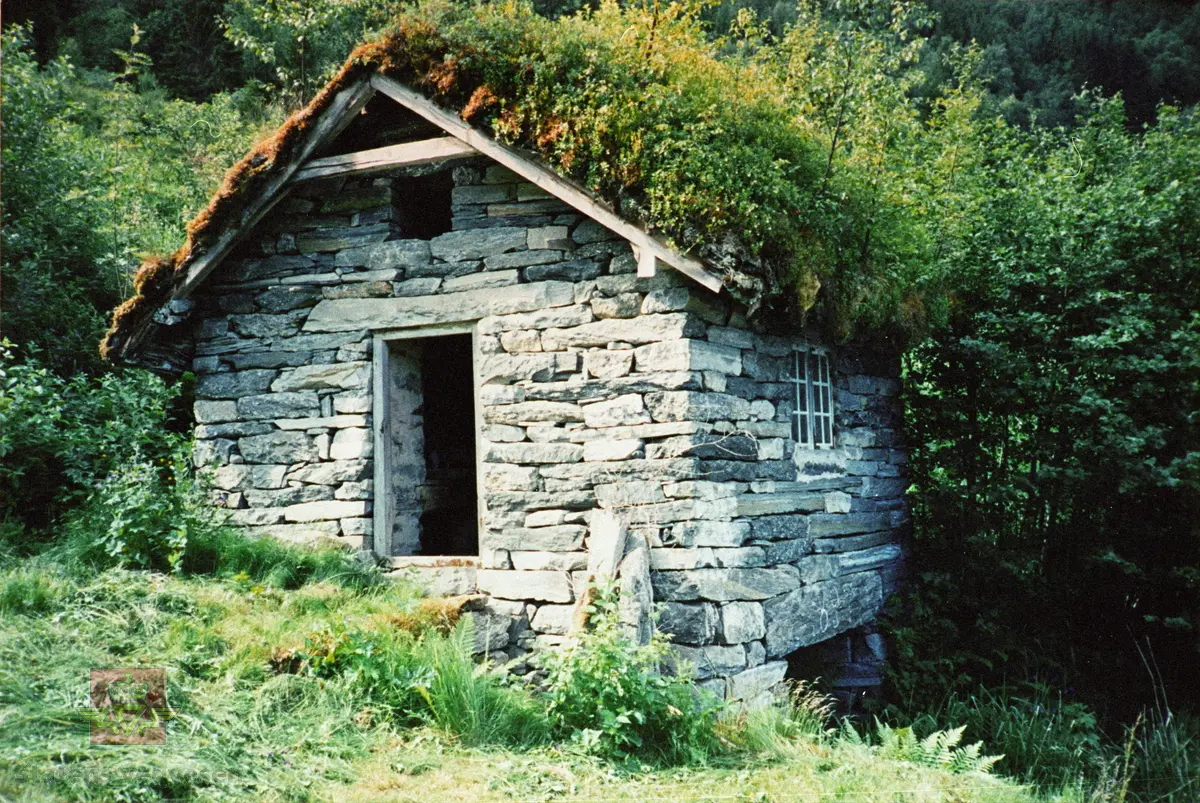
[543,583,722,764]
[0,343,182,540]
[900,686,1105,789]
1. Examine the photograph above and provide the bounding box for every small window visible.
[789,348,834,449]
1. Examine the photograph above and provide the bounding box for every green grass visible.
[0,549,1071,803]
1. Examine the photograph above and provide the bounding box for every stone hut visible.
[103,68,907,707]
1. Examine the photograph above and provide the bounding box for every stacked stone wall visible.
[186,159,908,700]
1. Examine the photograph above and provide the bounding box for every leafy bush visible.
[543,583,722,764]
[0,342,182,538]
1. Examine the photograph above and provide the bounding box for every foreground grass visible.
[337,729,1043,803]
[0,553,1060,803]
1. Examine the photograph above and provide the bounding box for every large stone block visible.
[194,400,238,424]
[652,566,801,602]
[271,362,369,392]
[239,432,316,464]
[484,401,582,425]
[485,442,583,464]
[334,239,432,269]
[582,394,650,428]
[530,604,575,635]
[658,602,718,644]
[582,438,644,462]
[487,525,587,551]
[283,499,369,522]
[727,661,788,701]
[807,511,897,538]
[583,349,633,379]
[750,514,811,542]
[720,601,766,644]
[330,428,372,460]
[763,572,884,658]
[430,227,527,261]
[211,464,288,491]
[644,391,751,423]
[736,493,825,517]
[196,370,276,399]
[525,258,603,283]
[540,313,703,350]
[483,464,539,491]
[509,551,588,571]
[304,282,576,332]
[228,312,304,339]
[477,304,594,334]
[236,391,320,420]
[285,460,370,484]
[666,521,750,548]
[634,340,742,376]
[799,544,902,583]
[669,643,746,680]
[477,569,573,603]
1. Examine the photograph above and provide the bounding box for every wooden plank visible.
[372,336,393,558]
[369,74,724,293]
[293,136,478,182]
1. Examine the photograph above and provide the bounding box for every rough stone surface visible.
[652,567,801,602]
[477,570,573,603]
[763,572,884,658]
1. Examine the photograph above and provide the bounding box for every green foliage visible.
[413,621,551,747]
[0,26,266,373]
[62,453,201,573]
[381,0,983,336]
[840,719,1003,775]
[543,583,722,764]
[178,526,380,589]
[0,342,182,536]
[924,0,1200,129]
[718,679,836,757]
[221,0,402,108]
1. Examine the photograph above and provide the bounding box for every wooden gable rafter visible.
[130,71,728,359]
[366,75,723,292]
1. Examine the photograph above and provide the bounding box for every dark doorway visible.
[416,335,478,556]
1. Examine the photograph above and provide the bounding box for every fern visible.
[870,720,1004,775]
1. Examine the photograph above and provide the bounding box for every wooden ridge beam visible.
[369,74,724,293]
[293,136,478,182]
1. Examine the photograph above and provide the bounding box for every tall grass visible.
[414,621,550,747]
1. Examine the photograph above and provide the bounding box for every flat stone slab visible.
[763,572,883,658]
[651,566,800,602]
[303,281,576,332]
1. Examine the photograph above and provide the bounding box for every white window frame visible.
[789,347,835,450]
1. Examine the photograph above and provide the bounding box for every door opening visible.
[380,332,479,557]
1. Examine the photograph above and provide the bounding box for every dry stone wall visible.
[186,159,908,701]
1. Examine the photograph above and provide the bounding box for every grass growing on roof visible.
[104,0,981,360]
